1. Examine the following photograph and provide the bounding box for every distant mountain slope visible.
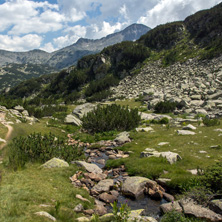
[7,3,222,101]
[0,24,151,69]
[48,24,150,69]
[0,63,56,91]
[0,24,150,91]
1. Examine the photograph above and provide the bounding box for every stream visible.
[84,145,167,220]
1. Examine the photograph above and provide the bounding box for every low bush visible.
[161,210,187,222]
[160,210,202,222]
[202,117,220,127]
[26,105,68,118]
[154,101,177,113]
[183,187,213,207]
[8,133,84,170]
[86,90,112,102]
[151,117,169,124]
[201,162,222,193]
[85,74,119,97]
[82,104,141,133]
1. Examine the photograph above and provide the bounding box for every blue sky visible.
[0,0,221,52]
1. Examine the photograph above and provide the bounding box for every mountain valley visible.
[0,3,222,222]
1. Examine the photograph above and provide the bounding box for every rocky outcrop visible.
[110,56,222,117]
[180,198,222,222]
[75,161,103,174]
[161,198,222,222]
[114,131,131,145]
[91,179,114,194]
[64,114,82,126]
[177,130,196,135]
[34,211,56,221]
[140,148,182,164]
[72,103,96,119]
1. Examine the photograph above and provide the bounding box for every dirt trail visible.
[0,112,13,150]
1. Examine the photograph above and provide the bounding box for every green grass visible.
[0,163,94,222]
[113,99,142,109]
[106,120,222,190]
[0,124,8,138]
[11,119,65,139]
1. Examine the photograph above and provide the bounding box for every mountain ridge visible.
[6,2,222,102]
[0,24,151,69]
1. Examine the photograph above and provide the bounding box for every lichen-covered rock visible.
[182,124,197,130]
[64,114,82,126]
[177,130,196,135]
[41,158,69,168]
[91,179,114,194]
[160,201,183,214]
[73,103,96,119]
[75,161,103,174]
[209,199,222,215]
[122,176,154,199]
[114,131,131,145]
[34,211,56,221]
[180,198,222,221]
[140,149,182,164]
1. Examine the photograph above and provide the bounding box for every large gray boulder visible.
[75,161,103,174]
[73,103,96,119]
[177,130,196,135]
[180,198,222,221]
[160,152,182,164]
[64,114,82,126]
[91,179,114,194]
[114,131,131,145]
[14,105,24,111]
[140,149,182,164]
[122,176,155,199]
[35,211,56,221]
[182,124,196,130]
[160,201,183,214]
[209,199,222,215]
[207,90,222,100]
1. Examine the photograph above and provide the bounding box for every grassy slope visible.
[0,115,93,222]
[106,119,222,190]
[0,100,222,221]
[0,164,94,222]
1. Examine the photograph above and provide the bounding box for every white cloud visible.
[138,0,222,28]
[40,42,56,53]
[0,0,77,35]
[87,21,124,40]
[0,34,42,51]
[0,0,221,52]
[53,25,87,49]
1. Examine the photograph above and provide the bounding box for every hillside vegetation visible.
[6,3,222,103]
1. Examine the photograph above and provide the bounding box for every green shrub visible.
[162,51,178,66]
[85,74,119,97]
[183,187,213,206]
[161,210,202,222]
[26,105,68,118]
[202,117,220,127]
[151,117,169,124]
[201,162,222,193]
[8,133,84,170]
[82,104,141,133]
[111,201,130,222]
[161,210,187,222]
[86,90,112,102]
[154,101,177,113]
